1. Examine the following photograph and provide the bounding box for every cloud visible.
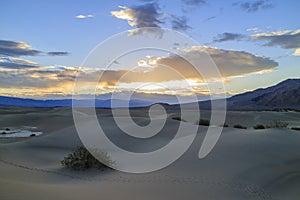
[246,27,260,32]
[48,51,69,56]
[0,46,277,97]
[253,30,300,48]
[0,57,39,69]
[78,46,278,89]
[0,39,70,58]
[0,40,41,57]
[75,14,94,19]
[293,48,300,56]
[111,3,163,35]
[213,32,247,43]
[252,29,300,56]
[182,0,206,6]
[6,57,37,65]
[233,0,273,13]
[155,46,277,80]
[170,15,190,31]
[0,62,38,69]
[111,4,162,28]
[111,3,196,35]
[0,65,79,89]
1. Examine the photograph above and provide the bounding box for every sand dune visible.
[1,107,300,199]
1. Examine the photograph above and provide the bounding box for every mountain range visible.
[0,79,299,110]
[226,78,300,110]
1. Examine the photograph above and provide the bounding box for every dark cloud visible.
[233,0,273,13]
[0,57,38,69]
[111,3,195,35]
[111,3,162,28]
[0,65,79,89]
[48,51,69,56]
[182,0,206,6]
[213,32,247,43]
[131,3,162,28]
[253,30,300,49]
[111,3,164,36]
[170,15,190,31]
[0,61,38,69]
[253,30,300,56]
[0,39,70,58]
[0,40,41,57]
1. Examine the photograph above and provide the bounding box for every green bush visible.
[61,146,115,171]
[253,124,265,129]
[198,119,210,126]
[233,124,247,129]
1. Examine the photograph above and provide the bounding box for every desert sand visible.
[1,107,300,200]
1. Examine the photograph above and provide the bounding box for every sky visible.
[0,0,299,99]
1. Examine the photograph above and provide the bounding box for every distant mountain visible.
[0,96,152,108]
[168,79,300,111]
[226,79,300,110]
[1,79,299,110]
[0,92,209,108]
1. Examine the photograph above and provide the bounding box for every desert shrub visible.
[1,131,6,134]
[221,123,229,127]
[253,124,265,129]
[198,119,210,126]
[172,116,186,122]
[274,120,289,128]
[233,124,247,129]
[30,134,36,137]
[291,127,300,131]
[61,146,114,171]
[266,120,289,128]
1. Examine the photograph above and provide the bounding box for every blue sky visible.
[0,0,299,98]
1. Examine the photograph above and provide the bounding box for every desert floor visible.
[0,107,300,200]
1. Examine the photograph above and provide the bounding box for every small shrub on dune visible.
[61,146,114,171]
[172,116,186,122]
[266,120,289,129]
[221,123,229,127]
[291,127,300,131]
[198,119,210,126]
[274,120,289,128]
[233,124,247,129]
[253,124,265,130]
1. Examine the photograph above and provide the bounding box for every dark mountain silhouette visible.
[226,79,300,110]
